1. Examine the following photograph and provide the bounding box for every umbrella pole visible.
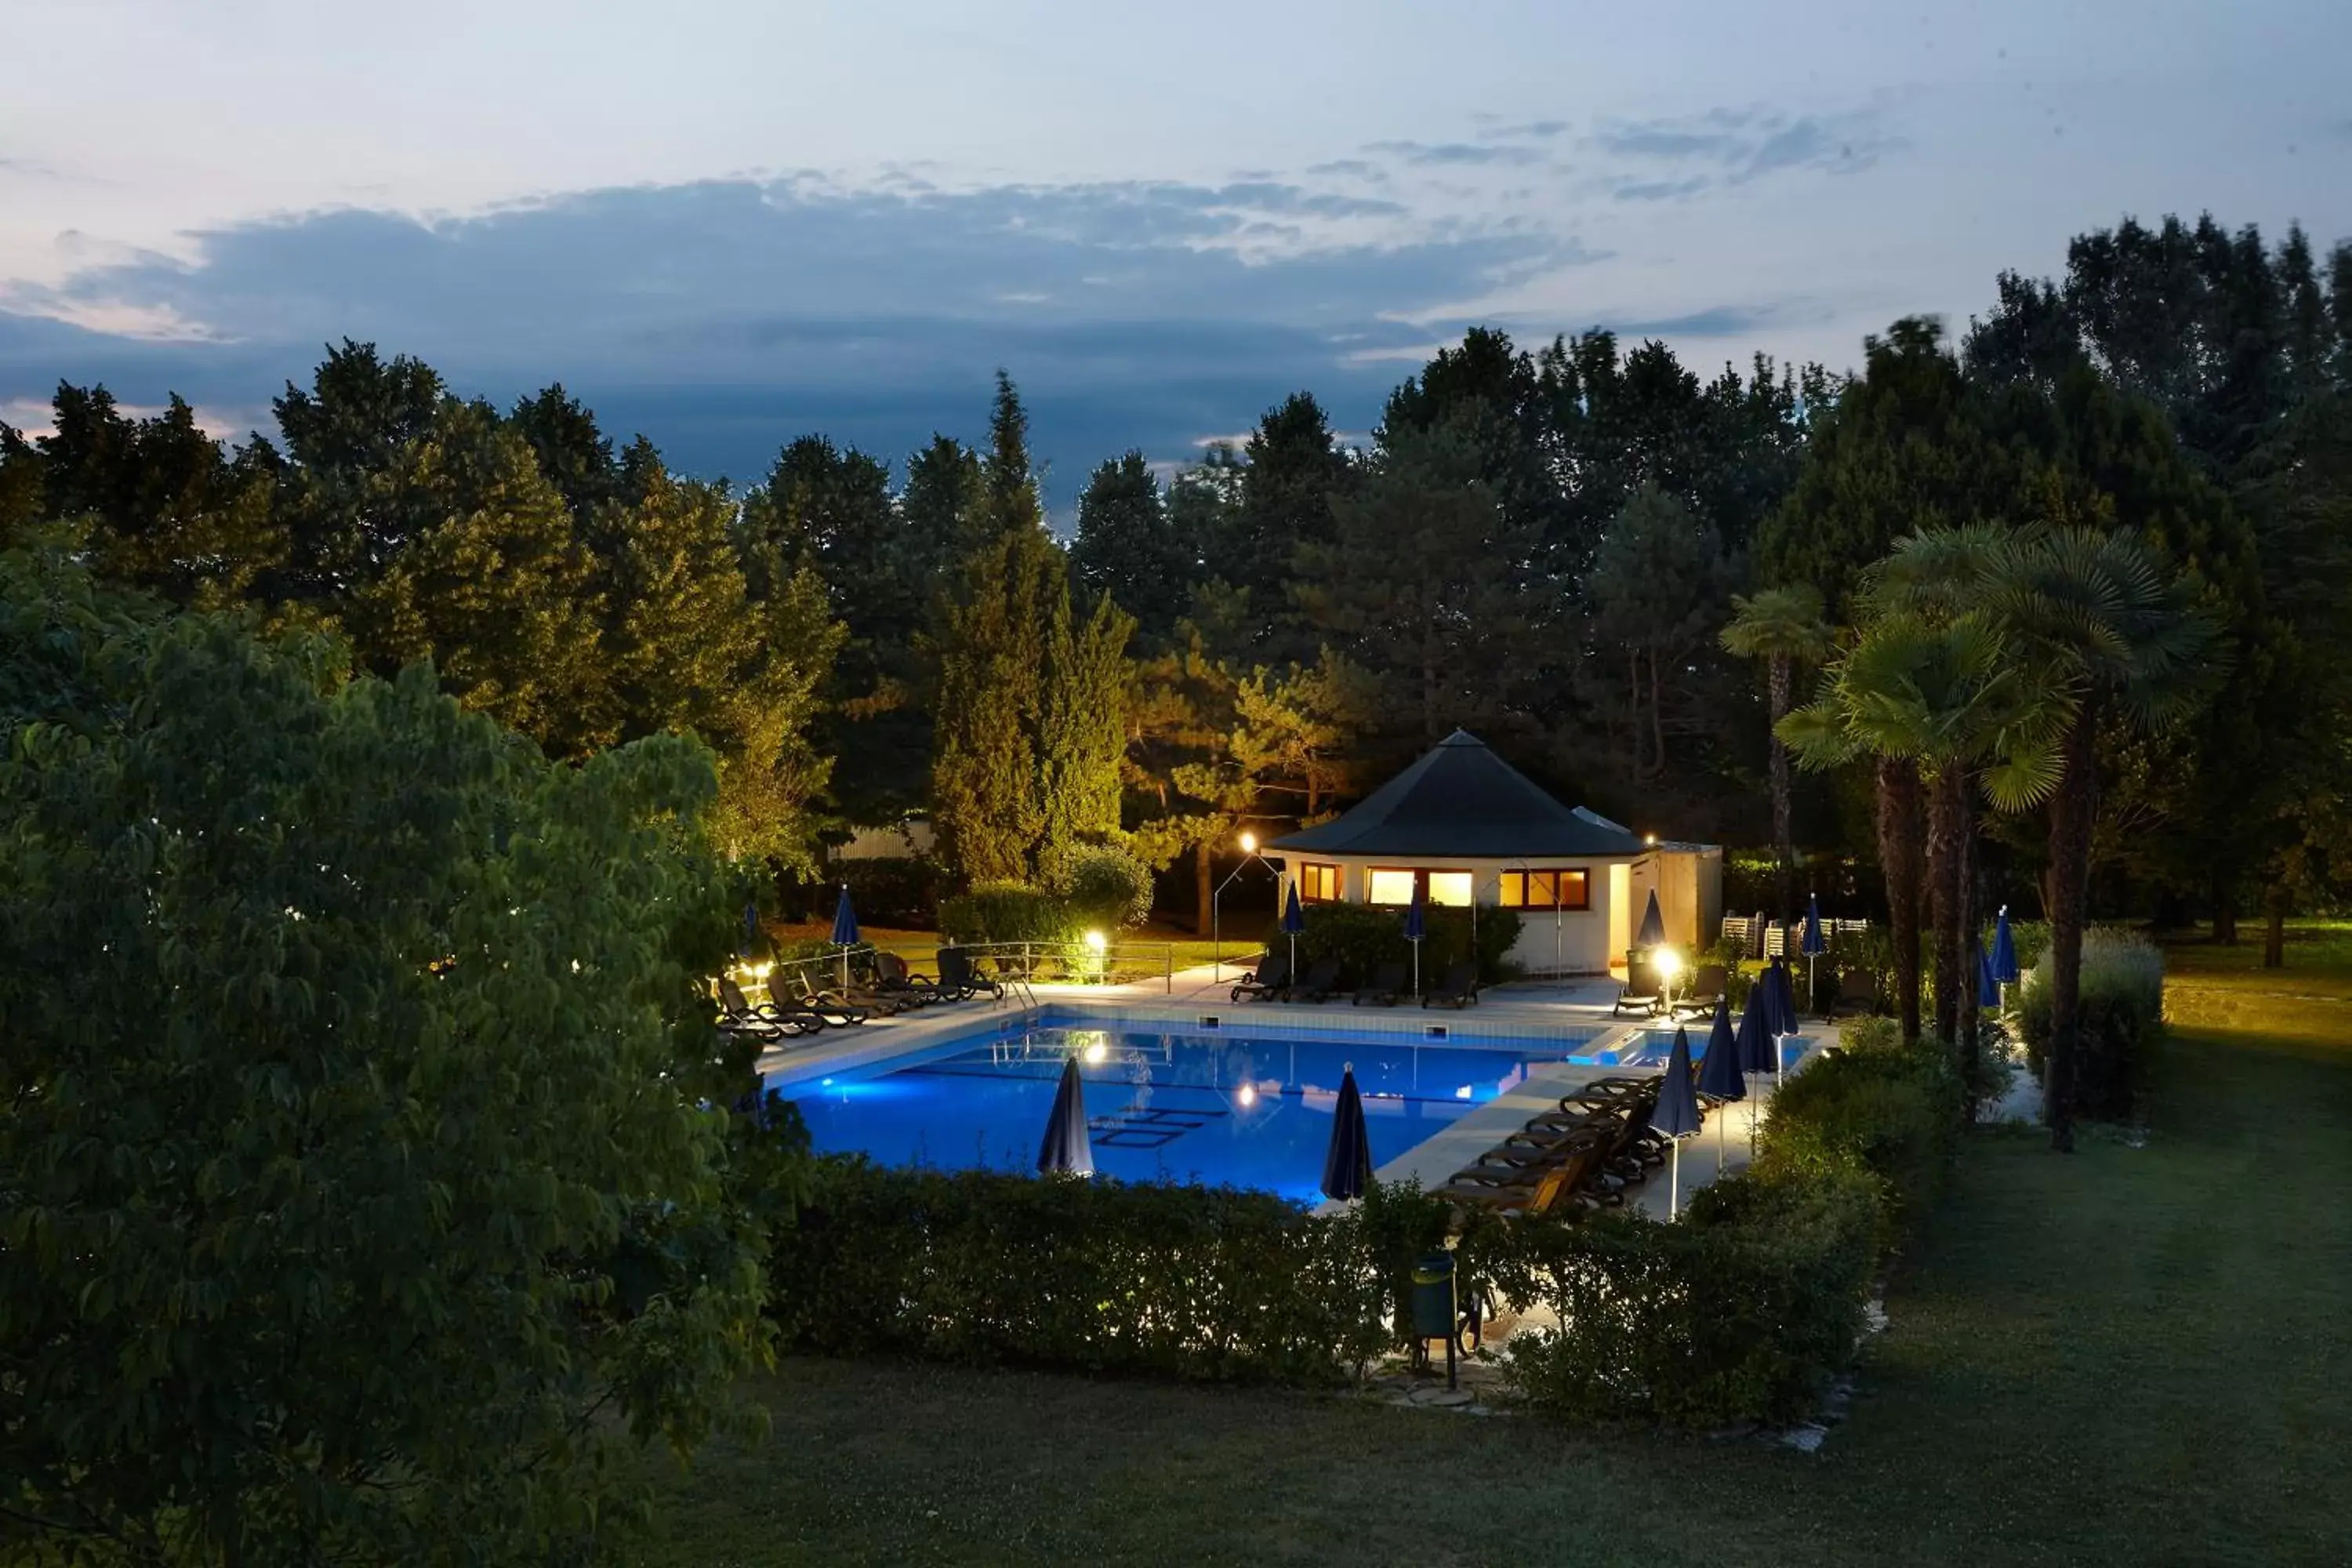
[1413,942,1420,1000]
[1669,1140,1681,1220]
[840,946,849,992]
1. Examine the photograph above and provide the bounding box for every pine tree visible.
[1070,450,1199,645]
[1036,583,1135,879]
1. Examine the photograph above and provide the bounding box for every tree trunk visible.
[1649,649,1668,780]
[2263,889,2287,969]
[2213,871,2238,944]
[1769,654,1795,931]
[1193,838,1213,937]
[2044,716,2100,1153]
[1954,789,1982,1122]
[1877,757,1925,1047]
[1627,648,1644,782]
[1926,765,1967,1049]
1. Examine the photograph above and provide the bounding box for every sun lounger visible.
[1231,950,1291,1003]
[1613,956,1667,1018]
[777,973,870,1026]
[1352,962,1408,1007]
[1422,960,1479,1009]
[1436,1123,1619,1214]
[1671,964,1727,1018]
[869,951,940,1006]
[936,947,1004,1001]
[1290,956,1345,1003]
[1831,969,1883,1016]
[717,975,827,1038]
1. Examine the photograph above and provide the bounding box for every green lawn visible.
[634,927,2352,1566]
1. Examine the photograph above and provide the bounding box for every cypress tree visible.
[1037,581,1136,879]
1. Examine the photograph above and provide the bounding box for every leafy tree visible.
[1218,394,1352,656]
[1037,585,1136,877]
[270,339,446,599]
[0,546,774,1563]
[1294,418,1537,758]
[1070,450,1200,645]
[931,375,1062,884]
[344,401,607,754]
[1721,584,1834,924]
[0,419,42,543]
[1875,525,2216,1145]
[1582,485,1732,792]
[508,383,622,522]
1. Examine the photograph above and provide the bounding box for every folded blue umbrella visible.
[741,900,760,957]
[1652,1026,1701,1138]
[1766,960,1800,1036]
[1281,882,1306,934]
[1735,979,1779,1077]
[1320,1065,1374,1200]
[1635,888,1667,949]
[1402,886,1426,942]
[1801,894,1828,956]
[1036,1054,1094,1175]
[1991,906,2020,985]
[1976,938,2001,1008]
[829,885,860,948]
[1695,996,1745,1102]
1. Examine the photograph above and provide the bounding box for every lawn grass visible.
[766,920,1240,982]
[633,927,2352,1566]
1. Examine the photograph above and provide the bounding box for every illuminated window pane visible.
[1559,869,1590,910]
[1427,872,1473,906]
[1497,873,1526,908]
[1530,870,1559,906]
[1301,863,1343,902]
[1367,869,1417,906]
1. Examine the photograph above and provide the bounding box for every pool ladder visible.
[999,971,1043,1022]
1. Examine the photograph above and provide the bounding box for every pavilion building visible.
[1263,729,1721,977]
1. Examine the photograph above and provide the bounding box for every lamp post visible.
[1210,831,1277,981]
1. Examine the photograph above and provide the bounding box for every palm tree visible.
[1721,586,1834,928]
[1786,611,2070,1084]
[1874,526,2216,1149]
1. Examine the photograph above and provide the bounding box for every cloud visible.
[1586,106,1894,198]
[1481,120,1571,140]
[0,173,1577,492]
[1363,140,1548,168]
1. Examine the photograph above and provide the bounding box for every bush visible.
[1296,902,1521,986]
[1753,1016,1961,1243]
[2014,926,2164,1120]
[938,881,1081,946]
[1479,1167,1880,1428]
[769,1160,1393,1385]
[1050,842,1155,931]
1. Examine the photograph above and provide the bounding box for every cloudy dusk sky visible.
[3,0,2348,499]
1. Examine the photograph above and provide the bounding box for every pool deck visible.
[757,962,1835,1219]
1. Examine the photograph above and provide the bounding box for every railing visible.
[944,939,1178,994]
[728,942,882,1007]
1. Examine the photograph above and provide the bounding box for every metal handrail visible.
[942,938,1178,994]
[727,943,880,1006]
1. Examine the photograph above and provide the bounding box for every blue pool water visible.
[784,1025,1610,1203]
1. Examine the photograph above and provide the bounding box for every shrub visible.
[1296,902,1520,985]
[769,1160,1393,1384]
[1480,1167,1880,1428]
[2014,926,2164,1120]
[1754,1014,1959,1242]
[938,881,1081,946]
[1049,842,1155,931]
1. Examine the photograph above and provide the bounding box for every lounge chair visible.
[1351,962,1408,1007]
[1434,1123,1618,1214]
[1231,951,1291,1003]
[717,975,828,1038]
[1831,969,1883,1016]
[1612,957,1666,1018]
[936,947,1004,1001]
[868,951,940,1006]
[1290,956,1345,1003]
[1671,964,1727,1019]
[1422,961,1479,1009]
[777,972,871,1026]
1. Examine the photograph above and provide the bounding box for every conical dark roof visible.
[1268,731,1649,858]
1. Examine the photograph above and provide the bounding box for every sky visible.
[2,0,2349,503]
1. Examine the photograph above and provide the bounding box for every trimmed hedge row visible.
[1294,901,1522,985]
[765,1018,1962,1428]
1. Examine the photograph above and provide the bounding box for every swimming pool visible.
[782,1025,1618,1203]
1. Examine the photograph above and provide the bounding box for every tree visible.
[344,401,607,754]
[1878,525,2216,1145]
[1070,451,1200,646]
[0,546,772,1562]
[1037,584,1136,878]
[1583,485,1732,793]
[1219,394,1352,657]
[931,375,1062,884]
[507,383,621,522]
[1294,419,1537,758]
[0,419,42,544]
[1721,586,1834,926]
[270,339,446,601]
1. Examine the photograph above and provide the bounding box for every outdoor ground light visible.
[1083,930,1108,954]
[1240,830,1258,853]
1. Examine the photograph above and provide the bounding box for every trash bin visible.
[1409,1251,1456,1340]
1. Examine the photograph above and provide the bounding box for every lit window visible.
[1367,869,1417,906]
[1301,862,1344,902]
[1497,869,1592,911]
[1426,871,1473,907]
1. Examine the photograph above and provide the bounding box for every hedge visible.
[765,1018,1960,1428]
[2014,927,2162,1120]
[769,1160,1409,1384]
[1295,902,1521,986]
